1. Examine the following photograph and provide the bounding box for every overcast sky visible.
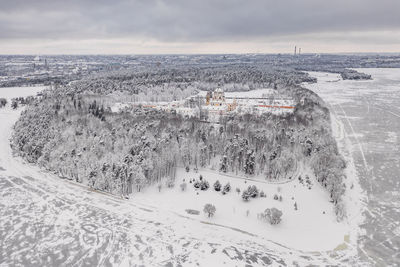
[0,0,399,54]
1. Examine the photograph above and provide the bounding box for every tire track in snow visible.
[336,103,369,171]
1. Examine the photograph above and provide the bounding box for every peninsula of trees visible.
[12,64,347,220]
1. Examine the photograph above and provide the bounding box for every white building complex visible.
[118,88,295,121]
[203,88,295,118]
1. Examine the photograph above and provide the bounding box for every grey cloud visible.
[0,0,399,42]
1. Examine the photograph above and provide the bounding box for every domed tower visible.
[213,88,225,103]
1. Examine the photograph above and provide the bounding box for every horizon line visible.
[1,52,400,56]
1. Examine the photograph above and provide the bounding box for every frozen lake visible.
[305,69,400,266]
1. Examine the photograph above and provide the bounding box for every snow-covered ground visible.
[304,69,400,266]
[0,86,47,104]
[134,167,350,252]
[0,86,363,266]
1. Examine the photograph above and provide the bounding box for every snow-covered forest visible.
[66,65,315,103]
[11,65,347,219]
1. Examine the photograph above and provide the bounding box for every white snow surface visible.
[303,69,400,266]
[134,167,348,252]
[0,86,46,103]
[0,85,362,266]
[303,71,369,254]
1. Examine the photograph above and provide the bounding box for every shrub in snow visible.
[214,180,221,191]
[242,190,251,202]
[185,166,190,172]
[194,178,209,191]
[260,191,266,198]
[200,180,209,191]
[242,185,258,199]
[273,194,279,200]
[0,98,7,108]
[258,208,283,225]
[199,175,203,181]
[185,209,200,215]
[249,185,259,198]
[157,183,162,192]
[222,183,231,194]
[236,187,241,194]
[193,180,200,189]
[180,182,187,191]
[294,202,298,210]
[279,195,282,201]
[203,203,216,218]
[11,99,18,109]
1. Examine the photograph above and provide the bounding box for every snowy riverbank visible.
[303,72,369,260]
[304,69,400,266]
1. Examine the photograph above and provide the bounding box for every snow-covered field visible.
[0,86,47,103]
[0,85,363,266]
[134,167,350,252]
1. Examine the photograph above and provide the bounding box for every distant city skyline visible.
[1,0,399,54]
